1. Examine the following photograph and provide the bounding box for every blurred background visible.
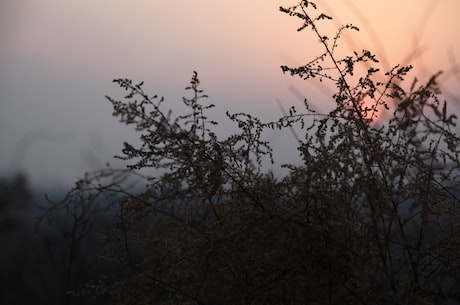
[1,0,459,191]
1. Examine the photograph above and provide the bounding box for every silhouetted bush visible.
[40,1,460,304]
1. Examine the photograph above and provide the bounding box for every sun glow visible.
[281,0,460,123]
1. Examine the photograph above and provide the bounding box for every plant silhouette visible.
[39,1,460,304]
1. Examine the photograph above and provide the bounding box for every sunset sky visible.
[1,0,459,190]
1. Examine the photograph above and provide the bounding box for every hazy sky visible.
[1,0,459,190]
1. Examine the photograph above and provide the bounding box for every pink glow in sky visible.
[1,0,459,188]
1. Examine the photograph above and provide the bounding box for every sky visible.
[1,0,459,191]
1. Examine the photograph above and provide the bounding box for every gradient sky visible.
[1,0,459,190]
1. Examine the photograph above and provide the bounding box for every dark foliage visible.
[36,1,460,304]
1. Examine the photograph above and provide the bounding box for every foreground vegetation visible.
[23,1,460,304]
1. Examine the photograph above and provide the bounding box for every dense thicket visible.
[37,1,460,304]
